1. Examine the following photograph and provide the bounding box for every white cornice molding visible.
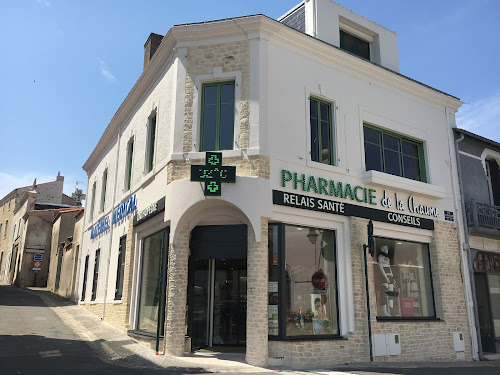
[83,15,462,172]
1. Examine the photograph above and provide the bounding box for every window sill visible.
[142,169,155,185]
[269,335,346,341]
[306,160,347,175]
[362,170,447,199]
[376,316,442,322]
[127,330,163,340]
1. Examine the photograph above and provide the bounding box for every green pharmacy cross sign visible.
[190,152,236,196]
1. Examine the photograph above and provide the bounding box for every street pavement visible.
[0,285,500,374]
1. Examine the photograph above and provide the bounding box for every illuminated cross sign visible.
[190,152,236,196]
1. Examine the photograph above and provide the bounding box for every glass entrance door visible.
[213,259,247,346]
[189,258,247,350]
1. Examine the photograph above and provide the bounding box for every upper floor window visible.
[486,159,500,207]
[340,30,370,60]
[100,169,108,213]
[363,125,427,182]
[4,220,8,238]
[125,138,134,191]
[90,182,97,221]
[200,81,234,151]
[310,97,334,165]
[146,114,156,173]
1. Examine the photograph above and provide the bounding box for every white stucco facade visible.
[78,0,475,367]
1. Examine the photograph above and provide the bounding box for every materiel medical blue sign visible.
[112,194,137,224]
[190,152,236,196]
[90,216,110,239]
[91,194,137,239]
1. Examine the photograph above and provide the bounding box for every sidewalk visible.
[24,287,499,374]
[25,287,283,374]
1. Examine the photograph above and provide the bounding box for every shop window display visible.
[268,224,339,338]
[373,238,434,318]
[137,229,168,335]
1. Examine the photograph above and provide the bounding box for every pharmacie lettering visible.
[112,195,138,224]
[387,212,421,227]
[408,196,439,217]
[281,170,377,205]
[90,216,110,239]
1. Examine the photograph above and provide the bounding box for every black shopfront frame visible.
[268,223,342,341]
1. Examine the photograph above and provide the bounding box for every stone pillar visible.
[123,219,136,329]
[164,223,190,356]
[246,217,269,366]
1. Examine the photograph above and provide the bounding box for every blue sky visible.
[0,0,499,198]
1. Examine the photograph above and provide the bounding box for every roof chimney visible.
[144,33,164,70]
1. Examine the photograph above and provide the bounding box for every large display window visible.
[373,237,435,319]
[268,224,339,339]
[473,250,500,352]
[137,228,168,335]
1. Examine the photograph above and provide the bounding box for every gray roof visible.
[454,128,500,150]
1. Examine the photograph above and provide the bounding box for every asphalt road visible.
[0,285,209,374]
[1,285,499,375]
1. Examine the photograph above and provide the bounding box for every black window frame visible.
[81,254,90,301]
[200,81,235,152]
[125,138,134,191]
[340,29,370,60]
[363,124,427,182]
[101,169,108,213]
[114,235,127,300]
[268,223,341,340]
[91,249,100,301]
[309,97,335,166]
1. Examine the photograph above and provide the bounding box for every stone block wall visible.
[81,220,136,332]
[183,41,250,153]
[167,155,270,184]
[164,222,190,356]
[246,217,269,366]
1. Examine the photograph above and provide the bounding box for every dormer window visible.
[340,30,370,60]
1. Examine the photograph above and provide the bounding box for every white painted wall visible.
[265,37,457,217]
[78,51,179,305]
[303,0,399,72]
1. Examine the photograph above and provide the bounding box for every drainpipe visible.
[453,131,484,360]
[363,243,373,362]
[102,130,123,320]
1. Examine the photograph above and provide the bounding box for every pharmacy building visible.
[77,0,475,367]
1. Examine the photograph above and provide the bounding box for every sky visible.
[0,0,499,199]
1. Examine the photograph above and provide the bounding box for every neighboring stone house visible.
[0,173,80,287]
[78,0,474,367]
[47,208,84,300]
[454,128,500,356]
